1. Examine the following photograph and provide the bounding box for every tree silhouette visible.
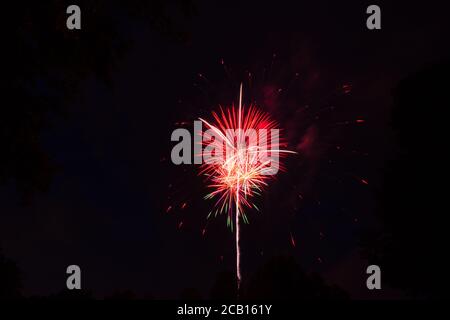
[4,1,193,203]
[361,60,450,298]
[210,271,238,300]
[208,256,347,300]
[0,248,22,299]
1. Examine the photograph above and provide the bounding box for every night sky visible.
[2,0,449,299]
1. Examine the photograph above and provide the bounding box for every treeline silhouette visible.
[0,249,346,300]
[211,256,347,300]
[361,60,450,298]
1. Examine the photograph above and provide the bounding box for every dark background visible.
[2,0,449,299]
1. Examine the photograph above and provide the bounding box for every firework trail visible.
[198,84,295,292]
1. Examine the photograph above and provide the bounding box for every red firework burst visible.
[197,84,295,290]
[198,84,295,227]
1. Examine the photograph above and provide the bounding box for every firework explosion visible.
[197,84,295,290]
